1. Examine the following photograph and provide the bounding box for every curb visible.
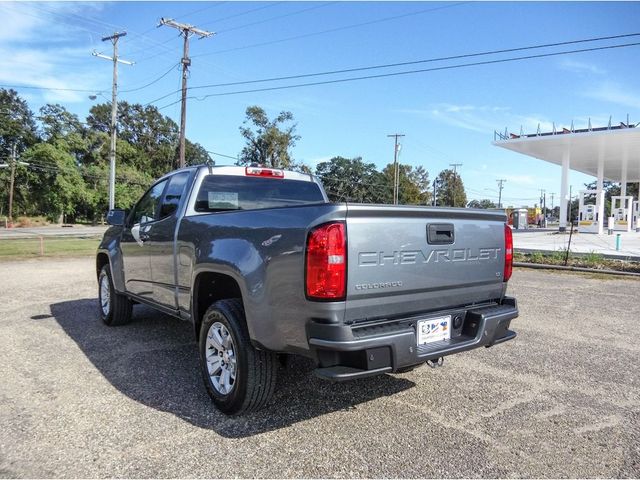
[513,262,640,277]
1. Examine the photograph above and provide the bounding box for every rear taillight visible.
[305,222,346,300]
[245,166,284,178]
[504,223,513,282]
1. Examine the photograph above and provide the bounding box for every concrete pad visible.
[513,229,640,259]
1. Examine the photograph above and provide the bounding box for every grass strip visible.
[0,237,101,259]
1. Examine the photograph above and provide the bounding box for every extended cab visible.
[97,165,518,414]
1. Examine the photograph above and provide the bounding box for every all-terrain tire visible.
[199,299,277,415]
[98,264,133,326]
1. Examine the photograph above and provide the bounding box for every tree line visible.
[0,88,471,224]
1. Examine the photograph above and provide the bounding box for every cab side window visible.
[131,180,168,225]
[159,172,190,219]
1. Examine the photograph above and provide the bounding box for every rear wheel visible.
[199,299,277,415]
[98,264,133,326]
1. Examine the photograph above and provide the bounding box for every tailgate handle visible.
[427,223,455,245]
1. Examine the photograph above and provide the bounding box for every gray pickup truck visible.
[97,164,518,414]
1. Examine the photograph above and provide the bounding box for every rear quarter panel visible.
[178,203,347,352]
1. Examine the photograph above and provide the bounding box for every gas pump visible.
[578,189,604,233]
[632,200,639,232]
[611,196,633,232]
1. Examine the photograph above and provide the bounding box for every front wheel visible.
[199,299,277,415]
[98,264,132,326]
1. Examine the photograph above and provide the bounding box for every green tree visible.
[21,143,87,223]
[0,89,39,157]
[86,101,210,176]
[382,163,431,205]
[238,106,300,168]
[468,198,497,209]
[435,169,467,207]
[0,89,39,217]
[39,104,84,141]
[316,156,388,203]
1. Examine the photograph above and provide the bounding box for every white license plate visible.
[417,315,452,345]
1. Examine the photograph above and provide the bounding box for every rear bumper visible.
[308,297,518,381]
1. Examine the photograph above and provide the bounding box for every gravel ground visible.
[0,258,639,478]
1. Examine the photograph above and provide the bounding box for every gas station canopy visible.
[492,121,640,233]
[494,124,640,182]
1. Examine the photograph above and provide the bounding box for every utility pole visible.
[159,18,214,168]
[93,32,134,210]
[550,192,555,211]
[449,163,463,174]
[432,178,438,206]
[8,143,16,226]
[568,185,573,225]
[387,133,405,205]
[496,179,507,209]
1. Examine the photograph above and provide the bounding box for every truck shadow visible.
[49,299,415,438]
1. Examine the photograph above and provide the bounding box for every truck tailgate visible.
[345,205,507,322]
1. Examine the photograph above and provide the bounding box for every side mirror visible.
[106,209,126,226]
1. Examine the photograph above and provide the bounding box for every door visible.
[120,179,168,299]
[147,171,191,309]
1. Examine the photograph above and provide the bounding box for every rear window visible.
[194,174,325,212]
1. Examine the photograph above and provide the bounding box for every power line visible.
[135,2,229,37]
[152,41,640,110]
[173,2,229,22]
[144,33,640,106]
[191,2,467,58]
[199,2,285,28]
[119,63,179,93]
[123,32,183,59]
[27,2,184,63]
[206,150,241,161]
[0,84,107,94]
[7,157,152,187]
[215,2,337,34]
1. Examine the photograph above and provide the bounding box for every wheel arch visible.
[96,251,110,279]
[192,270,244,341]
[96,249,126,293]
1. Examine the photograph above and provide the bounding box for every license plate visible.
[417,315,451,345]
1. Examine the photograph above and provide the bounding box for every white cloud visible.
[402,103,554,136]
[584,82,640,110]
[503,174,536,186]
[0,2,109,103]
[559,59,606,76]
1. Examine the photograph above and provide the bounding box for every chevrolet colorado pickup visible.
[97,164,518,414]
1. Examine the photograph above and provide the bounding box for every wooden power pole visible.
[387,133,405,205]
[8,143,16,225]
[159,18,214,168]
[93,32,134,210]
[496,179,507,209]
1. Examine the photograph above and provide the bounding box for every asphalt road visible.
[0,225,108,239]
[1,258,639,478]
